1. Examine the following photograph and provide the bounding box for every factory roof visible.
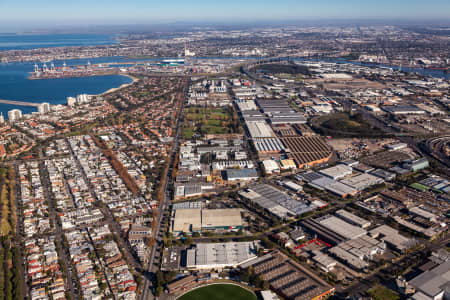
[225,168,258,180]
[187,241,258,269]
[173,209,201,233]
[246,121,275,138]
[335,209,371,228]
[409,261,450,299]
[263,160,280,173]
[319,164,353,180]
[316,215,367,240]
[310,176,358,197]
[269,116,307,124]
[382,105,425,114]
[340,173,384,191]
[369,225,417,252]
[173,208,243,232]
[239,184,302,218]
[202,209,242,229]
[235,100,257,111]
[254,138,285,152]
[256,99,292,108]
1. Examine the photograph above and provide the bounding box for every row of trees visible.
[237,266,270,290]
[0,168,16,236]
[0,167,24,300]
[0,238,24,300]
[154,270,177,296]
[90,135,141,195]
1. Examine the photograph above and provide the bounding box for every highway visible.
[0,99,41,107]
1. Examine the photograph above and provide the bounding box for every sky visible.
[0,0,449,29]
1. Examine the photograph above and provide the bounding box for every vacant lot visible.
[313,113,388,138]
[368,285,400,300]
[251,63,311,76]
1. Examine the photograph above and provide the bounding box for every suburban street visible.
[141,77,188,300]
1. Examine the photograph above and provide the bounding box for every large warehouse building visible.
[315,215,367,240]
[172,208,243,234]
[281,136,333,169]
[186,241,259,270]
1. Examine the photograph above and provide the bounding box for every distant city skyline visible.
[0,0,449,30]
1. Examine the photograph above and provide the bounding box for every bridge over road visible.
[0,99,41,107]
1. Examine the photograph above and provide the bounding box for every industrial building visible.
[235,100,258,111]
[202,209,243,231]
[340,159,359,167]
[335,209,371,229]
[186,241,259,270]
[306,174,358,198]
[172,208,202,233]
[269,115,307,125]
[246,121,275,138]
[312,251,338,272]
[239,184,314,218]
[172,208,243,234]
[340,173,384,191]
[409,207,438,222]
[353,163,375,174]
[408,260,450,300]
[172,201,202,210]
[319,164,353,180]
[369,225,417,253]
[280,159,296,170]
[404,158,430,172]
[382,105,426,115]
[239,187,293,219]
[315,215,367,240]
[241,110,266,122]
[212,160,254,170]
[300,219,347,246]
[262,160,280,174]
[386,142,408,151]
[370,169,396,181]
[328,235,385,271]
[281,136,333,168]
[282,180,303,193]
[253,137,285,153]
[256,99,307,124]
[224,168,258,181]
[256,99,293,109]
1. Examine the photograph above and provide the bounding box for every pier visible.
[0,99,41,107]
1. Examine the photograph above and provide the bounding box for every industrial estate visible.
[0,21,449,300]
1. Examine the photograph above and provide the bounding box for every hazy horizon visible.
[0,0,449,33]
[1,19,450,34]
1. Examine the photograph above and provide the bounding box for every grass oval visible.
[177,283,257,300]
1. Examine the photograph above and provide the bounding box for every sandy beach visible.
[100,74,139,95]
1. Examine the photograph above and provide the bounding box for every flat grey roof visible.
[409,261,450,298]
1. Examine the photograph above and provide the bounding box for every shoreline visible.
[100,74,138,96]
[0,74,139,116]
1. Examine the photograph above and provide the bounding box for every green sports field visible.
[178,284,257,300]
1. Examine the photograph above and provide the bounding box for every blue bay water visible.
[0,58,132,118]
[0,34,117,51]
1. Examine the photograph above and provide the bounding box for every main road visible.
[140,76,189,300]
